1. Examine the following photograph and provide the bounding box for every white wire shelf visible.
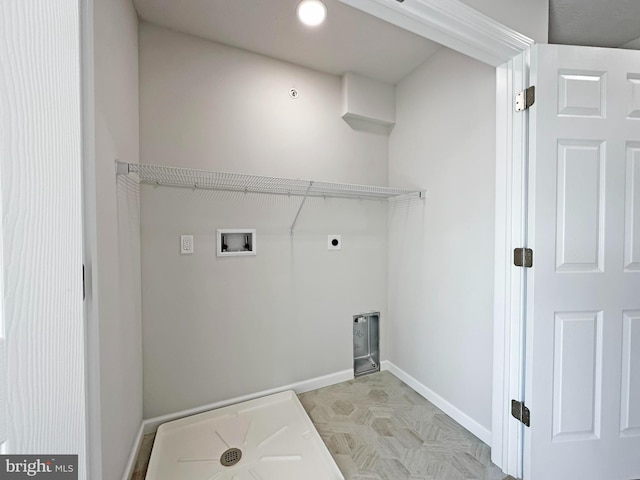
[116,162,424,200]
[116,161,425,234]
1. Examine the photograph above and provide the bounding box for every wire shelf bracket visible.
[116,161,425,234]
[290,182,313,235]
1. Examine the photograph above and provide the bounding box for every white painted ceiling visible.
[133,0,442,84]
[133,0,640,85]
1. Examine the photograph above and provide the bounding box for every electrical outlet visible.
[328,235,341,250]
[181,235,194,254]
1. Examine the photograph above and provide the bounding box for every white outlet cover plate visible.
[181,235,194,254]
[328,235,341,250]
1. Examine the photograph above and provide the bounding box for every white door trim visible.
[81,0,103,478]
[338,0,532,476]
[339,0,533,67]
[492,50,530,477]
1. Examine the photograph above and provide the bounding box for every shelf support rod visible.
[290,181,313,235]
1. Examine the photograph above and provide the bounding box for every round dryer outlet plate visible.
[328,235,341,250]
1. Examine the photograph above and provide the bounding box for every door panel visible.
[625,144,640,270]
[525,44,640,480]
[0,0,86,472]
[627,75,640,118]
[620,311,640,437]
[557,70,606,117]
[555,140,605,271]
[551,311,602,442]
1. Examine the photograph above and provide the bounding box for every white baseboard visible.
[121,423,144,480]
[142,368,354,434]
[381,360,492,446]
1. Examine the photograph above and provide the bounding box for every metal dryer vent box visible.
[353,312,380,377]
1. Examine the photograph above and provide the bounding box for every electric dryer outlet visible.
[328,235,341,250]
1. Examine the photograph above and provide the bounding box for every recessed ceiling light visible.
[296,0,327,27]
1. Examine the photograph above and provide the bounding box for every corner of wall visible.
[93,0,142,478]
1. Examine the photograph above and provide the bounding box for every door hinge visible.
[511,399,531,427]
[513,247,533,268]
[515,86,535,111]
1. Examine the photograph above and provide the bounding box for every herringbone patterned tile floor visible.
[132,371,509,479]
[298,371,506,480]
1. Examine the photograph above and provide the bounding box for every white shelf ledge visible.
[116,162,425,234]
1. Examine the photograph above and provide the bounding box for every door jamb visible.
[81,0,103,478]
[338,1,532,476]
[492,51,530,477]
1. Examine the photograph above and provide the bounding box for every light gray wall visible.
[139,23,388,418]
[461,0,549,43]
[388,48,496,432]
[93,0,143,478]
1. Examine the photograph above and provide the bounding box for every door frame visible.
[339,0,532,476]
[81,0,103,478]
[78,0,533,476]
[492,50,530,476]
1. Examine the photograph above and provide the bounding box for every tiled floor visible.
[298,371,505,480]
[132,371,509,479]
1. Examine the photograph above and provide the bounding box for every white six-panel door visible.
[525,44,640,480]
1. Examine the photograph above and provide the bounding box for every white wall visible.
[0,0,86,475]
[92,0,143,478]
[461,0,549,43]
[139,23,389,418]
[388,48,496,433]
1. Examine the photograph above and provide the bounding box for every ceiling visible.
[134,0,640,85]
[133,0,441,85]
[549,0,640,48]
